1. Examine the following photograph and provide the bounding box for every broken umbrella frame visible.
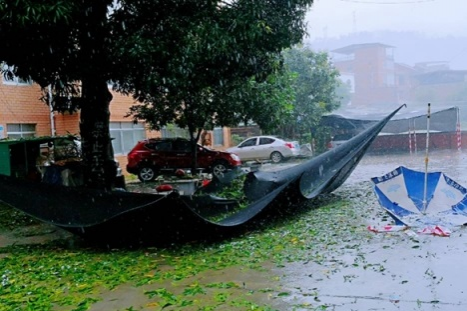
[371,104,467,229]
[371,166,467,228]
[0,105,406,246]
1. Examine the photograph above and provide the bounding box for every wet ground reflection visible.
[274,150,467,310]
[346,149,467,185]
[89,150,467,311]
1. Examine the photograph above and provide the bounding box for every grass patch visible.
[0,203,38,231]
[0,187,375,311]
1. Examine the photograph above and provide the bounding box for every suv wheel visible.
[212,161,228,178]
[270,151,283,163]
[138,166,157,182]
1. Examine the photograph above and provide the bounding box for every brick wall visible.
[0,82,52,137]
[333,44,399,108]
[0,80,157,136]
[0,80,231,175]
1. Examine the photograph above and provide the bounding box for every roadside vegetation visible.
[0,203,38,231]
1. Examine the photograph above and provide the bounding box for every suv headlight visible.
[230,154,240,161]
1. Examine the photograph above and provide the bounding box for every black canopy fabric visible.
[0,105,405,246]
[381,107,458,134]
[321,106,458,135]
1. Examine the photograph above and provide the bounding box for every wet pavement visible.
[279,232,467,310]
[90,150,467,311]
[274,150,467,310]
[344,149,467,186]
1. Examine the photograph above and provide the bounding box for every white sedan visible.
[227,136,300,163]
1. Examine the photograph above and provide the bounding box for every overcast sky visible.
[305,0,467,40]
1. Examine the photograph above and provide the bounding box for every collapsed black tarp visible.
[0,105,405,246]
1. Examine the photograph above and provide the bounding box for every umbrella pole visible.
[423,103,431,214]
[457,106,462,151]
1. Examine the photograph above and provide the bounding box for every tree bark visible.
[189,128,202,175]
[77,1,115,190]
[80,78,115,190]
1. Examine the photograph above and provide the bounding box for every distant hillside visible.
[304,31,467,70]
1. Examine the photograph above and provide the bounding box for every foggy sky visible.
[306,0,467,40]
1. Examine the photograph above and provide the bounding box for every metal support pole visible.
[422,103,431,214]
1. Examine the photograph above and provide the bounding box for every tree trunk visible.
[77,1,115,190]
[189,128,202,176]
[79,78,115,190]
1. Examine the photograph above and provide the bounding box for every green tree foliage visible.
[120,1,306,141]
[0,0,314,188]
[0,0,118,189]
[222,71,296,133]
[335,79,352,107]
[274,46,343,151]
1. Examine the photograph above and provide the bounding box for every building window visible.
[399,75,406,86]
[7,124,36,139]
[385,48,394,60]
[385,59,394,70]
[386,74,396,86]
[213,127,224,146]
[110,122,146,155]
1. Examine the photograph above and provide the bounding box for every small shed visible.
[0,136,78,179]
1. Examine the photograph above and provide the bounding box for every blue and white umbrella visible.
[371,166,467,227]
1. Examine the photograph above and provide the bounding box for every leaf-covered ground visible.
[0,181,380,311]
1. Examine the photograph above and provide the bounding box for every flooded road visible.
[274,150,467,311]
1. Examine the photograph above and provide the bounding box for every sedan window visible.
[239,138,257,148]
[259,137,275,145]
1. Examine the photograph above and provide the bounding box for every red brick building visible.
[0,77,231,174]
[331,42,467,125]
[332,43,399,107]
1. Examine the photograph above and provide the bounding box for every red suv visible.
[126,138,242,182]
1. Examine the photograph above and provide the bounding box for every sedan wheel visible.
[270,151,283,163]
[138,166,157,182]
[212,162,228,178]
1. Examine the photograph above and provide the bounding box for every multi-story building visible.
[331,42,467,123]
[325,43,467,152]
[331,43,399,108]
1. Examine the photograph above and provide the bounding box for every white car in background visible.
[227,136,300,163]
